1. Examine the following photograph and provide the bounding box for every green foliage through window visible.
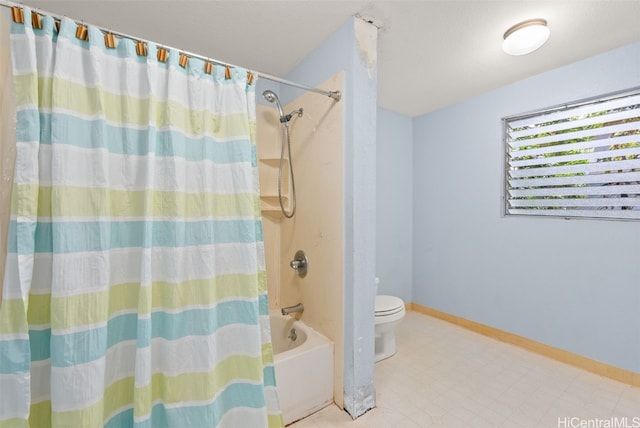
[504,88,640,220]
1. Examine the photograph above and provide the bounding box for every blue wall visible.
[410,41,640,373]
[376,108,412,302]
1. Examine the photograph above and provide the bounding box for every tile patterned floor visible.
[290,311,640,427]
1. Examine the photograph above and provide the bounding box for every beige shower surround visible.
[257,73,345,408]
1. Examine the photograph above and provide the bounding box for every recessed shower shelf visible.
[259,158,284,167]
[260,196,289,217]
[258,158,290,217]
[258,159,289,191]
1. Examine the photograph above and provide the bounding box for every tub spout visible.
[281,303,304,316]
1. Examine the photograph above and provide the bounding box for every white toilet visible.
[374,278,406,362]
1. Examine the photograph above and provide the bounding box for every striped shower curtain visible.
[0,9,282,428]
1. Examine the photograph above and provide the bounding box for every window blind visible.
[504,89,640,220]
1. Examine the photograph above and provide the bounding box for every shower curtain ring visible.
[179,53,189,68]
[136,41,147,57]
[76,22,88,41]
[104,33,116,49]
[11,6,24,24]
[157,47,169,63]
[31,11,43,29]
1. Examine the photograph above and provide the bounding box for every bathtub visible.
[269,313,334,425]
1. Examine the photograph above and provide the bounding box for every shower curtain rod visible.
[0,0,342,101]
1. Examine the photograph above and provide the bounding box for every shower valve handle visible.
[290,260,304,269]
[290,250,308,278]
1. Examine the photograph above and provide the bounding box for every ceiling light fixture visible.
[502,18,550,56]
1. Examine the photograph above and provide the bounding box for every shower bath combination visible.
[262,90,303,218]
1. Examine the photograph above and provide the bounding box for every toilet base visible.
[374,328,398,362]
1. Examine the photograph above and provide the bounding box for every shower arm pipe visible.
[0,0,342,102]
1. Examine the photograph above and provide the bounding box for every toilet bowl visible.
[375,294,406,362]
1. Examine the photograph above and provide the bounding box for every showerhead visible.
[263,90,304,125]
[263,90,278,104]
[262,90,285,119]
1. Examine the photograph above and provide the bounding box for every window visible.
[504,88,640,220]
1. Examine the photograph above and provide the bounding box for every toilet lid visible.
[375,295,404,315]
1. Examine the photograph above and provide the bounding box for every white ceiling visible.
[20,0,640,117]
